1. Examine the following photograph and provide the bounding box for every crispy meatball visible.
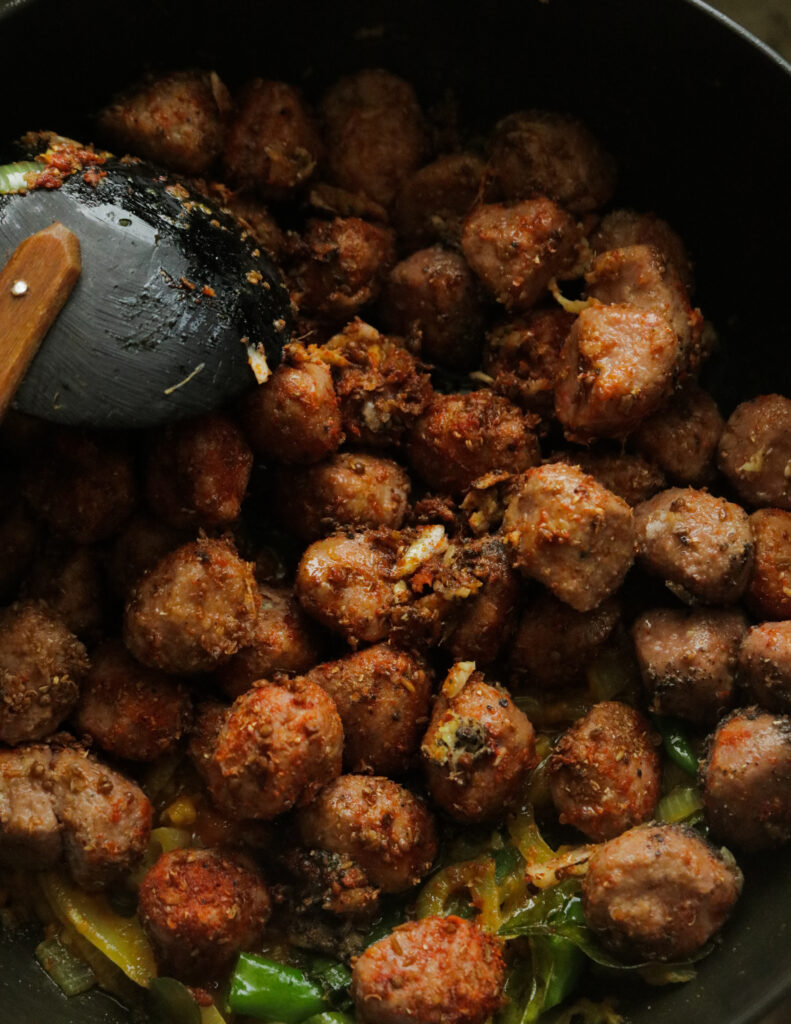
[274,452,411,544]
[0,601,88,745]
[718,395,791,510]
[549,449,666,507]
[0,745,61,869]
[21,542,107,641]
[408,391,540,497]
[392,152,486,250]
[145,412,253,529]
[702,708,791,850]
[488,109,615,213]
[74,639,192,760]
[240,355,344,465]
[590,208,695,292]
[421,673,535,822]
[632,384,724,486]
[547,701,661,841]
[296,774,437,893]
[738,621,791,713]
[216,584,324,698]
[106,513,186,599]
[97,69,230,175]
[123,536,260,675]
[502,463,635,612]
[139,848,271,983]
[379,246,484,369]
[747,509,791,620]
[191,678,343,820]
[352,915,506,1024]
[321,68,426,208]
[632,608,747,725]
[214,186,285,258]
[582,824,742,962]
[461,198,583,311]
[307,643,432,776]
[633,487,754,605]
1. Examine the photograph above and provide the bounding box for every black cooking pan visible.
[0,0,789,1021]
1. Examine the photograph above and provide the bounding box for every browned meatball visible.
[632,384,724,486]
[582,824,742,962]
[747,509,791,619]
[123,536,260,675]
[738,621,791,713]
[0,745,61,869]
[306,643,432,776]
[223,79,323,196]
[216,584,324,698]
[274,452,411,543]
[191,678,343,820]
[74,639,192,761]
[488,109,615,213]
[352,915,506,1024]
[380,246,484,369]
[633,487,754,605]
[554,304,679,440]
[421,673,535,822]
[392,152,486,250]
[632,608,747,725]
[106,513,186,599]
[97,70,230,175]
[0,601,88,745]
[21,542,107,641]
[461,198,583,311]
[590,208,695,292]
[139,848,271,983]
[702,708,791,850]
[408,391,540,496]
[213,186,285,258]
[321,69,426,208]
[502,463,635,612]
[510,592,621,688]
[240,355,344,465]
[547,701,661,841]
[549,449,667,507]
[717,395,791,510]
[296,774,437,893]
[145,412,253,530]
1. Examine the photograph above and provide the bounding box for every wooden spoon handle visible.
[0,222,81,419]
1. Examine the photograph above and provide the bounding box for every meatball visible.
[582,824,742,962]
[632,607,747,725]
[106,513,186,599]
[392,152,486,250]
[191,678,343,820]
[240,355,344,465]
[97,69,230,175]
[223,78,323,196]
[631,384,724,486]
[738,621,791,713]
[123,536,260,675]
[590,208,695,292]
[21,542,107,641]
[306,644,432,776]
[379,246,484,369]
[215,186,285,259]
[421,673,535,822]
[0,745,61,869]
[547,701,661,841]
[74,640,192,761]
[461,198,583,311]
[502,463,635,612]
[0,494,37,601]
[274,452,411,544]
[717,394,791,510]
[296,774,437,893]
[633,487,754,605]
[488,109,615,213]
[139,848,271,983]
[0,601,88,745]
[408,391,540,497]
[702,708,791,850]
[351,915,506,1024]
[550,449,666,507]
[145,412,253,530]
[321,68,426,208]
[747,509,791,620]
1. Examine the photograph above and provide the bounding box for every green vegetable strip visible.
[657,784,704,824]
[651,715,699,776]
[0,161,41,194]
[228,953,327,1024]
[303,1014,356,1024]
[35,936,96,997]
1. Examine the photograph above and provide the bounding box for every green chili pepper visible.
[147,977,201,1024]
[35,936,96,997]
[652,715,699,776]
[228,953,327,1023]
[0,161,41,194]
[302,1014,355,1024]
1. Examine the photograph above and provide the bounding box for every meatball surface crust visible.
[0,745,61,869]
[702,708,791,851]
[582,824,742,962]
[550,449,666,507]
[352,915,506,1024]
[296,774,437,893]
[139,848,271,983]
[738,621,791,713]
[502,463,635,612]
[632,607,748,725]
[392,152,486,250]
[633,488,754,605]
[421,674,536,823]
[107,513,186,599]
[718,395,791,510]
[632,384,723,486]
[590,208,695,292]
[547,701,661,842]
[123,536,260,675]
[747,509,791,620]
[21,542,107,642]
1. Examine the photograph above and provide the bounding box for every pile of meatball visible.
[1,64,790,1024]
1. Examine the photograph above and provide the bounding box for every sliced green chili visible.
[35,936,96,997]
[228,953,327,1023]
[651,715,699,776]
[0,161,41,194]
[147,977,201,1024]
[302,1014,356,1024]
